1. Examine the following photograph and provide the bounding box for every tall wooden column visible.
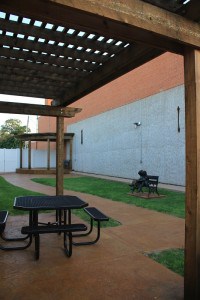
[56,116,64,195]
[184,49,200,300]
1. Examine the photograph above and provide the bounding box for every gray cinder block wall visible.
[68,85,185,186]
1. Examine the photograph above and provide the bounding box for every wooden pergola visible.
[17,132,74,173]
[0,1,199,298]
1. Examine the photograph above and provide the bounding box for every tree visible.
[0,119,30,149]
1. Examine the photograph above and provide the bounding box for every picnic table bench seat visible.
[21,223,87,235]
[0,210,32,251]
[73,206,109,246]
[84,207,109,222]
[21,223,87,260]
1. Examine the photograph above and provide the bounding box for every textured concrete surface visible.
[0,173,184,300]
[68,85,185,186]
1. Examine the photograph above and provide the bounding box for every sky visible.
[0,94,45,133]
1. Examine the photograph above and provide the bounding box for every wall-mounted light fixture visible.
[134,122,141,128]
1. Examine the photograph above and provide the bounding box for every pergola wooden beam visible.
[49,0,200,50]
[0,47,97,72]
[1,0,198,106]
[0,34,108,64]
[17,133,74,141]
[0,101,82,117]
[0,67,78,84]
[53,44,163,106]
[1,0,199,52]
[0,17,123,54]
[0,57,87,79]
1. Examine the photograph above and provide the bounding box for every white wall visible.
[0,149,20,172]
[0,149,56,172]
[22,149,56,169]
[68,85,185,186]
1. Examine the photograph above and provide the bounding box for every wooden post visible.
[20,140,23,169]
[184,49,200,300]
[47,138,50,170]
[28,140,31,169]
[56,116,64,195]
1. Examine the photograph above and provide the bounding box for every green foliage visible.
[148,248,184,276]
[0,118,29,149]
[32,176,185,218]
[0,176,42,215]
[0,136,20,148]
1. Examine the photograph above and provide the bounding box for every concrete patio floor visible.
[0,173,184,300]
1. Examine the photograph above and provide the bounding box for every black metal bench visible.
[129,175,159,196]
[147,175,159,196]
[21,223,87,260]
[73,207,109,246]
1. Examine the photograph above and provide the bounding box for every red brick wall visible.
[38,115,56,133]
[37,52,184,149]
[66,52,184,125]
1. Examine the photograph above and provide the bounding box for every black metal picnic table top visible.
[13,195,88,211]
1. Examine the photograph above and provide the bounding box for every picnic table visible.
[14,195,88,259]
[1,195,109,259]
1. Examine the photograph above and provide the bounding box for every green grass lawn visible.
[32,176,185,218]
[0,176,43,215]
[148,248,184,276]
[0,176,119,227]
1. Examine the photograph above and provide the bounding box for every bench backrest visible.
[147,175,159,184]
